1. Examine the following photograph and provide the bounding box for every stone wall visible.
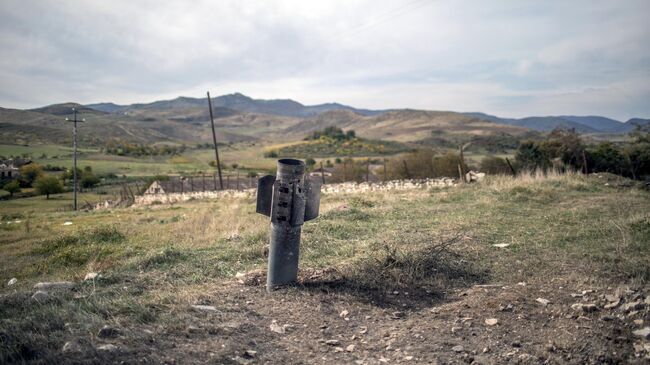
[96,178,457,209]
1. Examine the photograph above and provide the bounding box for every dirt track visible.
[45,270,648,364]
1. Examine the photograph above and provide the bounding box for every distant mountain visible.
[627,118,650,127]
[85,102,128,113]
[85,93,385,118]
[30,102,106,116]
[463,112,636,134]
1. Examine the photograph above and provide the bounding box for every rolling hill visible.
[464,112,638,134]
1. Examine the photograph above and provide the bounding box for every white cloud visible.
[0,0,648,120]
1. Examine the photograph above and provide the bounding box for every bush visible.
[19,163,44,187]
[384,150,468,180]
[480,156,512,175]
[34,175,64,199]
[3,180,20,197]
[81,171,100,188]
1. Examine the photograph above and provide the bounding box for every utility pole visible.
[207,91,224,189]
[65,108,84,211]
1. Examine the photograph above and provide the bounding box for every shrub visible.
[19,163,44,187]
[3,180,20,197]
[480,156,512,175]
[34,175,64,199]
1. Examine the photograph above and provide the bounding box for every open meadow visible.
[1,172,649,363]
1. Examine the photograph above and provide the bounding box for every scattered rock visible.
[334,347,344,352]
[270,322,285,334]
[391,311,405,319]
[84,272,99,281]
[340,310,349,318]
[404,355,414,360]
[96,344,118,352]
[452,345,464,353]
[632,327,650,340]
[622,301,645,312]
[325,339,340,346]
[536,298,551,306]
[7,278,17,286]
[191,305,217,312]
[63,221,73,226]
[517,282,527,286]
[31,290,49,303]
[492,243,510,248]
[571,303,598,312]
[98,325,120,338]
[62,341,83,353]
[33,282,74,291]
[346,344,355,352]
[243,350,257,359]
[485,318,498,326]
[358,326,368,334]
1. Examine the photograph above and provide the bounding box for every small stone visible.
[340,310,349,318]
[634,319,644,325]
[346,344,355,352]
[191,305,217,311]
[334,347,344,352]
[492,243,509,248]
[270,322,285,334]
[84,272,99,281]
[391,311,404,319]
[96,344,118,352]
[452,345,464,353]
[34,281,75,291]
[63,221,73,226]
[98,325,120,338]
[517,282,527,286]
[404,355,414,360]
[62,341,82,353]
[31,290,49,303]
[632,327,650,339]
[484,318,498,326]
[186,325,201,334]
[325,339,340,346]
[536,298,551,306]
[622,301,645,312]
[358,327,368,334]
[243,350,257,359]
[7,278,17,286]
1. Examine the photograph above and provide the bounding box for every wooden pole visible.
[581,150,588,174]
[366,158,370,182]
[458,164,465,183]
[402,160,411,179]
[213,173,218,191]
[320,161,325,185]
[236,170,240,190]
[207,91,224,190]
[383,158,387,181]
[505,157,516,176]
[458,144,466,182]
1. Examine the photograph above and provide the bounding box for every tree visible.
[34,175,64,199]
[19,163,44,187]
[305,158,316,167]
[3,180,20,197]
[81,171,100,188]
[480,156,511,175]
[515,140,551,171]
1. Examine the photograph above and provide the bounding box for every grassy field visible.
[1,172,649,363]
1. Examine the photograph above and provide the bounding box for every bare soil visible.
[18,270,648,365]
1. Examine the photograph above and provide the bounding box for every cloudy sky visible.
[1,0,648,120]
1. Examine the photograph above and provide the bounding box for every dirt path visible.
[48,273,649,364]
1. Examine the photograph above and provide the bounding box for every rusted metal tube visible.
[256,159,321,292]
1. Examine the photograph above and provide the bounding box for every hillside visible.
[1,173,648,363]
[464,112,638,134]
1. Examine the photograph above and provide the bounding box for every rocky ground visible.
[3,270,649,364]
